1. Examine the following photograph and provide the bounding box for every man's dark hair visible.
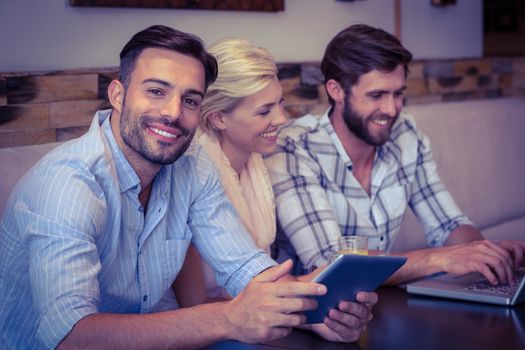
[321,24,413,106]
[119,25,218,90]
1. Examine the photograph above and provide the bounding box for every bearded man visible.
[264,24,525,285]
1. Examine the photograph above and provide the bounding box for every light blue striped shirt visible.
[0,110,275,349]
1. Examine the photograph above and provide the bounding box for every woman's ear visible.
[208,112,227,131]
[108,80,125,113]
[325,79,346,104]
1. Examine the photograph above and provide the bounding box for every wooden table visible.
[205,286,525,349]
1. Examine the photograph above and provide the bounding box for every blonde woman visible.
[174,38,286,303]
[174,38,378,343]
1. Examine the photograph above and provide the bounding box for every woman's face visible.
[218,77,287,161]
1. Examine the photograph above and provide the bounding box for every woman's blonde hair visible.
[200,38,278,132]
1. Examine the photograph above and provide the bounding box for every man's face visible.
[342,65,406,146]
[116,48,205,165]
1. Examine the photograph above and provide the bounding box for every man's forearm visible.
[384,247,450,285]
[443,224,484,246]
[385,225,487,285]
[57,302,231,350]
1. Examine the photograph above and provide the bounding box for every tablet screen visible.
[305,254,407,324]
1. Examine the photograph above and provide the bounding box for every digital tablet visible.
[305,254,407,324]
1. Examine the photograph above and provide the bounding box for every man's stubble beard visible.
[342,100,398,147]
[119,99,195,165]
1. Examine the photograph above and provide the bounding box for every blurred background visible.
[0,0,523,148]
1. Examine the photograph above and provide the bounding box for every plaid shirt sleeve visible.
[408,124,473,247]
[264,136,343,270]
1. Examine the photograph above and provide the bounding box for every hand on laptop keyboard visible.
[465,269,525,295]
[436,239,525,286]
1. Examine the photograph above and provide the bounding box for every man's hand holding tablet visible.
[304,254,407,324]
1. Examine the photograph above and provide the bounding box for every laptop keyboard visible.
[465,270,524,295]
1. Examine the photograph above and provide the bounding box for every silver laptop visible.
[406,268,525,306]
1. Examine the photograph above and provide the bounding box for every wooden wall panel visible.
[428,76,479,94]
[98,71,118,99]
[406,79,429,97]
[7,74,98,104]
[0,56,524,149]
[0,104,49,132]
[453,59,492,76]
[0,78,6,106]
[407,62,424,79]
[49,99,110,128]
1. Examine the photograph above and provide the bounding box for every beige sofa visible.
[391,97,525,251]
[1,98,524,252]
[0,142,62,216]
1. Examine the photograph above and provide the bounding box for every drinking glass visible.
[337,235,368,255]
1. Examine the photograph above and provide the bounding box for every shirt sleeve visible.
[264,137,343,271]
[408,127,473,247]
[17,160,106,348]
[187,147,276,297]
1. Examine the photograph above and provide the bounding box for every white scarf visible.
[198,132,276,251]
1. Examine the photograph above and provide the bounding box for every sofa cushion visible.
[481,216,525,242]
[0,142,62,216]
[391,98,525,251]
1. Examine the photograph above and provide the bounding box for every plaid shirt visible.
[264,108,472,273]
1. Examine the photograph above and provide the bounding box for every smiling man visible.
[0,25,377,349]
[265,24,525,284]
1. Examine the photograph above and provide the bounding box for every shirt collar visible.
[99,110,142,193]
[324,108,391,168]
[322,109,352,167]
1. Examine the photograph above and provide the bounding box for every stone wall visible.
[1,56,525,148]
